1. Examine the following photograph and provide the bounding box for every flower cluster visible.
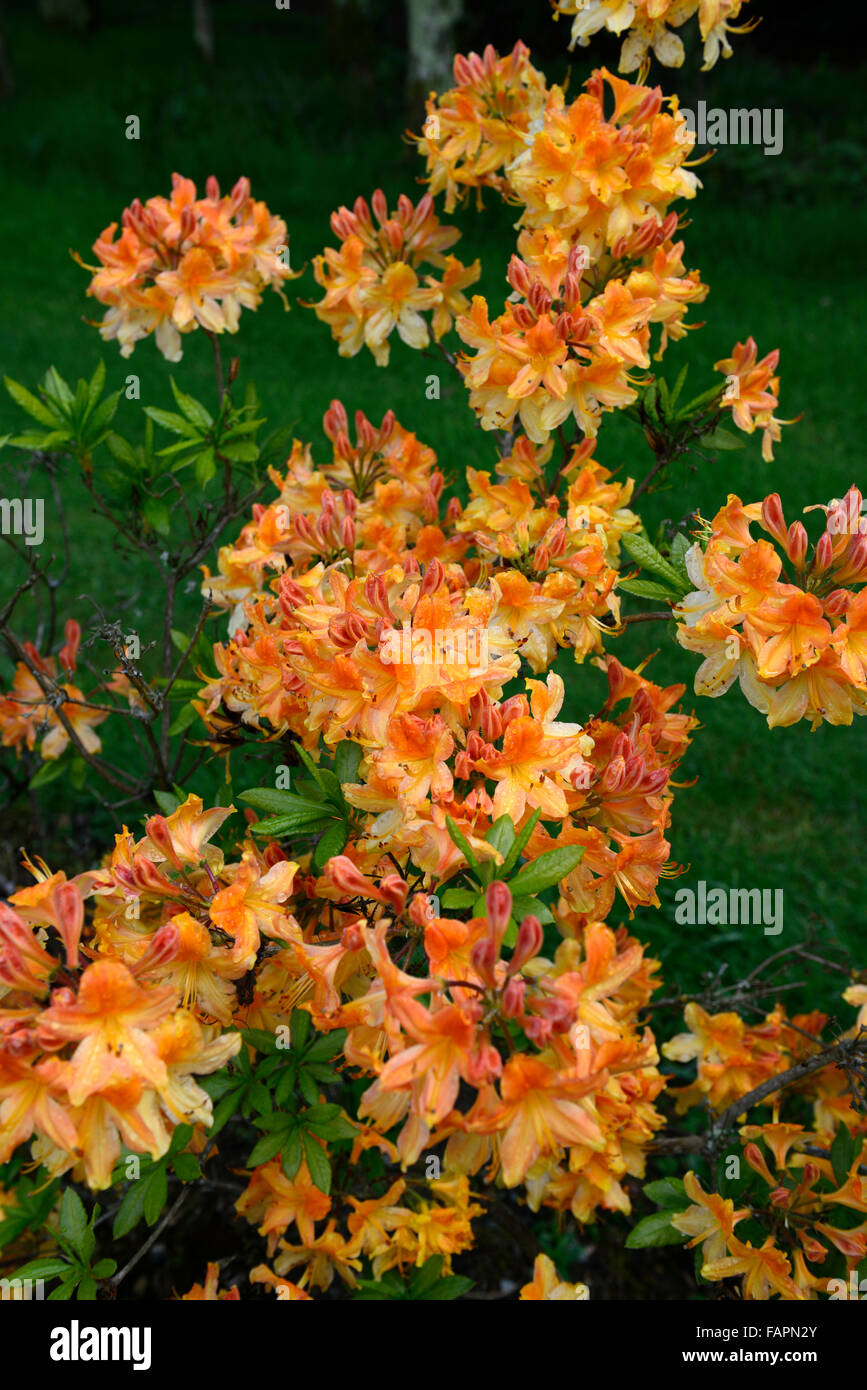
[715,337,793,461]
[0,620,106,762]
[311,191,479,365]
[415,41,549,212]
[550,0,759,71]
[79,173,296,361]
[675,488,867,729]
[0,795,308,1187]
[666,985,867,1300]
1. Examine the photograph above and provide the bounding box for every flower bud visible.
[761,492,788,548]
[378,875,409,912]
[501,976,526,1018]
[485,881,512,940]
[786,521,808,568]
[508,915,544,975]
[52,882,84,969]
[470,936,499,988]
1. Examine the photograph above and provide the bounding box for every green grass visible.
[0,6,865,1018]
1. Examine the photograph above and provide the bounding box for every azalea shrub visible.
[1,13,866,1305]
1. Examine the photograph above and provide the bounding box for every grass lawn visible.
[1,4,865,1022]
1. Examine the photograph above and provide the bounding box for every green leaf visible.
[105,431,141,471]
[510,895,554,926]
[143,406,200,437]
[142,497,171,536]
[168,702,199,736]
[312,820,349,870]
[625,1211,687,1249]
[290,1010,312,1050]
[194,447,217,487]
[59,1188,89,1256]
[445,815,479,871]
[28,757,70,790]
[247,1131,287,1168]
[242,1027,278,1055]
[43,366,74,411]
[170,378,213,430]
[484,816,515,862]
[9,1256,72,1280]
[500,808,542,878]
[220,440,259,463]
[153,789,181,815]
[669,532,691,579]
[5,376,62,426]
[643,1177,688,1209]
[240,788,329,818]
[669,362,688,410]
[510,845,584,897]
[333,741,363,785]
[830,1125,858,1187]
[621,533,684,590]
[703,427,745,451]
[171,1153,201,1183]
[112,1181,148,1239]
[143,1165,168,1226]
[618,579,679,602]
[250,812,336,839]
[301,1133,332,1194]
[420,1275,474,1300]
[91,1258,117,1279]
[76,1276,98,1301]
[440,888,477,910]
[281,1127,303,1181]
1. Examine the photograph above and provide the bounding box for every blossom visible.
[79,174,297,360]
[312,191,478,365]
[519,1252,589,1300]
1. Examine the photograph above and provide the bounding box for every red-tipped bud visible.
[341,922,365,953]
[823,588,852,616]
[501,976,527,1018]
[786,521,808,568]
[485,881,512,940]
[58,619,81,677]
[508,915,544,975]
[470,936,499,988]
[131,922,181,976]
[340,515,356,551]
[52,883,84,969]
[324,855,378,899]
[144,814,183,871]
[465,1041,502,1085]
[378,875,409,912]
[813,531,834,576]
[761,492,788,547]
[420,558,445,597]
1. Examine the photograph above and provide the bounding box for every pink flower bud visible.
[501,976,526,1018]
[823,588,852,616]
[52,883,84,969]
[485,881,512,940]
[813,532,834,576]
[786,521,808,567]
[420,558,444,597]
[131,922,181,975]
[470,936,499,988]
[761,492,788,547]
[508,915,544,975]
[378,875,409,912]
